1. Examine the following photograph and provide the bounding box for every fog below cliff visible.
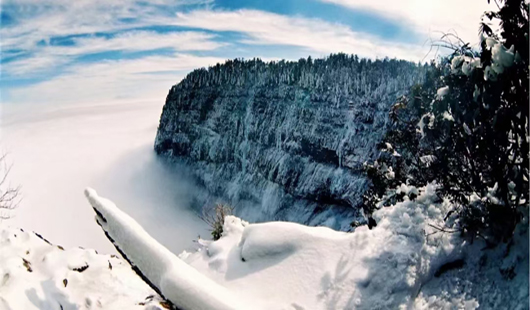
[1,101,208,254]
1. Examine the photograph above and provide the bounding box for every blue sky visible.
[0,0,492,105]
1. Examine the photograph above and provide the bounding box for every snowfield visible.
[0,184,526,309]
[83,184,528,310]
[0,225,170,310]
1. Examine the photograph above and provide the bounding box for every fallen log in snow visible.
[85,188,252,310]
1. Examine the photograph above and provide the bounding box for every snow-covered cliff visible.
[155,55,428,229]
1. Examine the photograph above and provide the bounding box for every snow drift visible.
[85,185,528,310]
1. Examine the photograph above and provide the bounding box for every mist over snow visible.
[1,101,208,254]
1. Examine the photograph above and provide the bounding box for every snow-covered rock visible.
[154,56,427,230]
[415,219,529,310]
[0,225,169,310]
[185,185,529,309]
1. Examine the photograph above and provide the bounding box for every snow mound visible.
[183,184,528,309]
[180,184,467,309]
[85,188,252,310]
[0,225,168,310]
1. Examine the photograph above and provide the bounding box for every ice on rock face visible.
[154,56,427,230]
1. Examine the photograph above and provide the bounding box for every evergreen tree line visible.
[172,54,428,105]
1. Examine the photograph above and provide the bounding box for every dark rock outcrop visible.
[155,54,427,230]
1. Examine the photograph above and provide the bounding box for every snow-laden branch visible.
[84,188,252,310]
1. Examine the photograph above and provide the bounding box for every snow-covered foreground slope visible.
[86,185,528,310]
[0,225,170,310]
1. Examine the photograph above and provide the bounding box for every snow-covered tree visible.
[364,0,529,243]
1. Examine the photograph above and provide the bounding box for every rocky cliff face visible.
[155,54,427,230]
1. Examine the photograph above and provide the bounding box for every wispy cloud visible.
[1,0,491,106]
[1,0,208,43]
[6,53,225,105]
[0,0,215,62]
[3,31,223,75]
[318,0,494,45]
[171,9,429,61]
[3,55,71,76]
[60,31,222,54]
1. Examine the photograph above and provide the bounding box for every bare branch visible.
[199,203,234,240]
[423,30,473,62]
[427,223,460,234]
[0,153,21,220]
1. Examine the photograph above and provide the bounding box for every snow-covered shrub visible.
[200,203,234,240]
[363,0,529,243]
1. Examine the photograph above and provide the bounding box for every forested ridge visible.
[155,54,428,229]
